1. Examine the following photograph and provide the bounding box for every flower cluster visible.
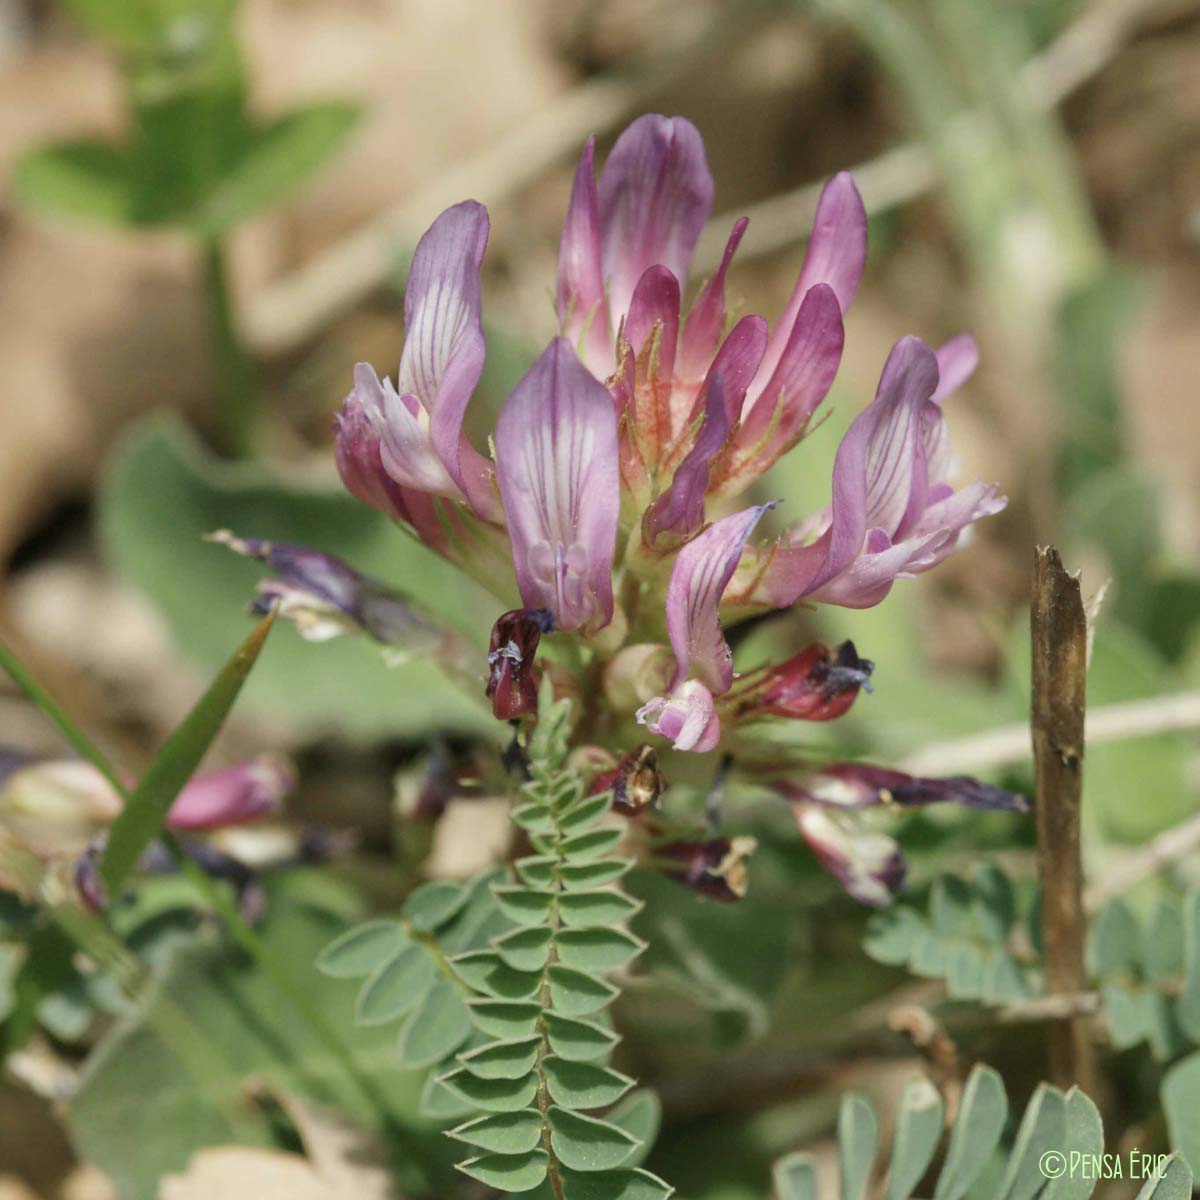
[229,114,1021,904]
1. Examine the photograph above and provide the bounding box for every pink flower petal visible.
[635,680,721,752]
[557,137,614,379]
[665,503,774,692]
[751,173,866,400]
[597,115,713,328]
[396,200,499,518]
[679,217,748,382]
[495,339,620,632]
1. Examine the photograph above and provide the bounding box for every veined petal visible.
[679,217,748,382]
[495,338,620,632]
[752,173,866,398]
[166,757,295,831]
[861,337,938,537]
[557,137,613,378]
[334,380,449,552]
[725,282,844,482]
[665,503,774,692]
[395,200,498,518]
[635,680,721,752]
[925,334,978,481]
[598,114,713,327]
[365,366,460,497]
[643,315,767,545]
[812,336,938,595]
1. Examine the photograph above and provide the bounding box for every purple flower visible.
[637,505,773,751]
[207,531,440,647]
[320,113,1007,765]
[495,339,621,633]
[335,200,499,522]
[641,317,769,547]
[739,336,1006,609]
[710,174,865,492]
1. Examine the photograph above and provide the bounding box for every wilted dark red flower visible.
[656,835,757,902]
[755,640,873,720]
[486,609,555,719]
[590,745,666,817]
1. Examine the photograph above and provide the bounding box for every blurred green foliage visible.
[99,417,499,740]
[14,0,358,237]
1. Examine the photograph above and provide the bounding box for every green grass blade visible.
[99,610,275,893]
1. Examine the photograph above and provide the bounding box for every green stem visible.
[528,783,570,1200]
[0,639,125,795]
[202,237,260,458]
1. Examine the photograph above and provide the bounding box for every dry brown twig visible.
[1030,546,1095,1092]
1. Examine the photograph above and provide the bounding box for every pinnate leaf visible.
[885,1078,944,1200]
[316,919,407,979]
[354,943,435,1025]
[458,1037,542,1081]
[931,1065,1006,1200]
[559,891,643,928]
[560,1168,674,1199]
[542,1058,634,1109]
[468,1000,542,1041]
[547,1107,639,1172]
[545,1013,620,1063]
[403,880,470,932]
[439,1068,540,1113]
[448,1109,544,1155]
[493,927,555,973]
[548,966,620,1016]
[456,1149,549,1193]
[397,978,471,1068]
[556,929,645,973]
[452,952,542,1000]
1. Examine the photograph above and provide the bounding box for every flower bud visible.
[486,609,554,720]
[0,761,122,869]
[602,644,673,712]
[165,757,295,831]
